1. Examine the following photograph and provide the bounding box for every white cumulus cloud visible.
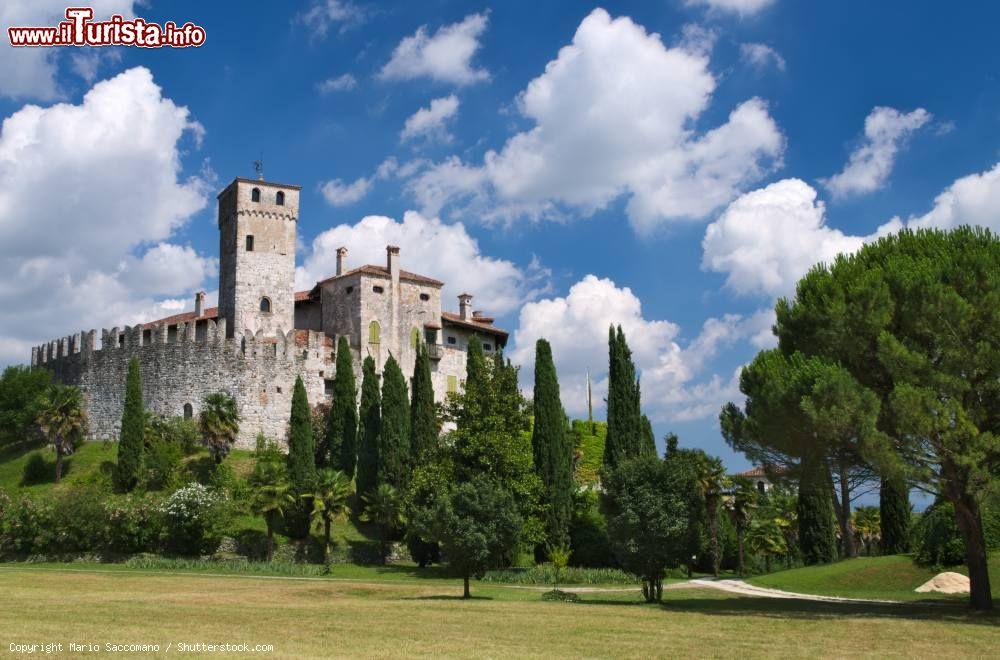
[379,13,490,86]
[896,162,1000,233]
[686,0,777,16]
[295,211,550,317]
[0,67,212,366]
[822,106,931,199]
[404,8,783,232]
[401,95,460,142]
[740,43,786,71]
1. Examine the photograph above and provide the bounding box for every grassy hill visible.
[747,554,1000,602]
[570,419,606,485]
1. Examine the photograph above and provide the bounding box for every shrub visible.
[481,565,636,585]
[914,499,1000,567]
[568,490,615,567]
[160,483,229,556]
[104,494,164,554]
[21,452,55,486]
[48,485,107,554]
[144,438,183,491]
[0,493,55,555]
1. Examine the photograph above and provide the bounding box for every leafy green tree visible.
[199,392,240,464]
[879,477,910,554]
[403,444,452,567]
[36,383,87,484]
[379,355,410,490]
[603,326,642,470]
[775,226,999,609]
[409,341,438,462]
[362,483,403,564]
[115,357,144,491]
[0,365,51,450]
[531,339,574,550]
[602,455,700,602]
[695,453,729,576]
[746,516,789,574]
[324,336,358,477]
[356,356,381,501]
[433,475,523,598]
[249,458,295,561]
[727,477,758,577]
[306,468,353,565]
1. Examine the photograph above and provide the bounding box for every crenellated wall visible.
[33,318,334,449]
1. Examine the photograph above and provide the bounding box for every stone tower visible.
[217,177,300,337]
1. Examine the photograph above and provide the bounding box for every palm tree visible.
[305,468,353,565]
[199,392,240,464]
[361,484,403,564]
[695,455,729,576]
[36,384,87,483]
[746,516,788,574]
[249,459,295,561]
[852,506,881,557]
[727,477,758,577]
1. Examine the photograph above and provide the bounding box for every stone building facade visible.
[32,177,508,448]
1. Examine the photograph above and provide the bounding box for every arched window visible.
[368,321,380,344]
[260,297,271,313]
[275,191,285,206]
[411,327,420,348]
[183,403,193,419]
[251,187,261,202]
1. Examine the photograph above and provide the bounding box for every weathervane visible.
[253,154,264,181]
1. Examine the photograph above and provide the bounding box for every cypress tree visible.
[640,414,656,458]
[797,449,837,564]
[379,355,410,490]
[287,375,317,492]
[879,475,911,554]
[531,339,573,548]
[409,342,437,461]
[115,357,144,492]
[324,336,358,477]
[603,325,642,470]
[356,356,381,499]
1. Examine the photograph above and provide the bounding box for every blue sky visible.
[2,0,999,474]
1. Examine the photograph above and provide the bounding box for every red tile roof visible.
[441,311,508,338]
[143,307,217,329]
[314,264,444,289]
[735,466,785,479]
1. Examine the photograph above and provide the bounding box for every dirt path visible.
[673,577,900,604]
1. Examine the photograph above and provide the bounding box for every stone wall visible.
[34,319,333,450]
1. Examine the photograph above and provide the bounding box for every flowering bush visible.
[0,492,56,555]
[159,483,230,556]
[104,493,164,554]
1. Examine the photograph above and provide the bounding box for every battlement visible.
[32,318,332,369]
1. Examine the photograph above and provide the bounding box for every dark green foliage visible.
[603,326,642,470]
[568,490,615,567]
[640,415,656,458]
[404,445,452,567]
[286,376,317,539]
[115,358,144,492]
[0,365,51,449]
[880,476,911,554]
[433,474,523,598]
[356,356,381,500]
[914,498,1000,567]
[198,392,240,464]
[531,339,574,548]
[379,355,410,490]
[409,342,438,462]
[324,336,358,477]
[362,483,403,564]
[570,419,606,485]
[160,483,230,556]
[143,437,182,491]
[797,450,836,565]
[601,454,701,602]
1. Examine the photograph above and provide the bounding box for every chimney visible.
[336,246,348,276]
[387,245,400,279]
[458,293,473,320]
[195,291,206,317]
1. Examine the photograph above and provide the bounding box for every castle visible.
[31,177,508,447]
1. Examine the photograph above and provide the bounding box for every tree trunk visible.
[655,577,663,602]
[764,554,771,574]
[323,518,332,564]
[838,461,857,558]
[708,499,720,577]
[266,516,275,562]
[953,492,993,611]
[737,528,745,578]
[463,575,470,599]
[54,443,64,484]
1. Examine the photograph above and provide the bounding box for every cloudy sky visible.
[2,1,998,470]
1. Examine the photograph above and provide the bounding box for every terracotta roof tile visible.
[441,311,508,338]
[314,264,444,288]
[143,307,218,329]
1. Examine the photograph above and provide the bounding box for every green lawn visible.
[0,566,996,658]
[748,554,1000,602]
[0,441,117,493]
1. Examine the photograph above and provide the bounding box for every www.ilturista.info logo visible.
[8,7,206,48]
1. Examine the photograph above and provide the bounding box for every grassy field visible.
[748,554,1000,602]
[0,566,997,659]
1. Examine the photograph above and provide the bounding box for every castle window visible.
[325,379,335,397]
[183,403,193,419]
[411,327,420,348]
[251,187,261,203]
[447,336,456,345]
[483,343,492,351]
[419,293,430,301]
[372,285,384,294]
[345,286,354,295]
[260,297,272,313]
[246,235,254,252]
[368,321,380,344]
[276,191,285,206]
[276,386,282,394]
